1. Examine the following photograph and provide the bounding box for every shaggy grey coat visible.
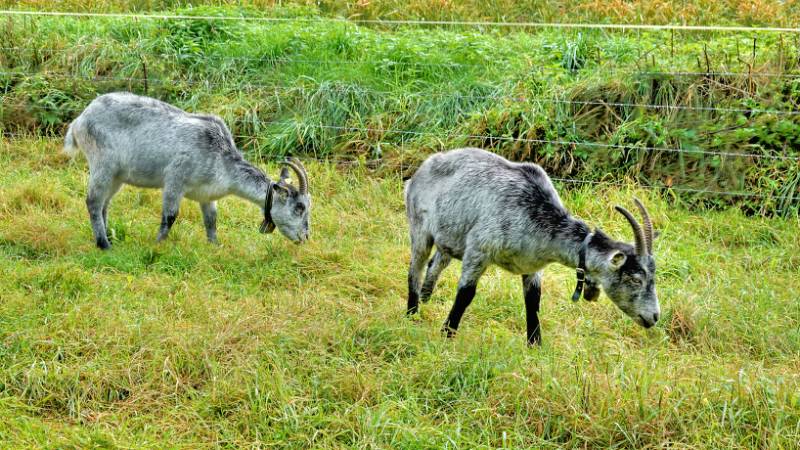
[405,148,659,345]
[64,92,310,249]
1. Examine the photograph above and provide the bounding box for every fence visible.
[1,9,799,213]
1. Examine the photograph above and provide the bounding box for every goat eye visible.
[294,204,305,215]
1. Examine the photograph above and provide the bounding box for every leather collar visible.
[571,230,594,302]
[259,182,276,234]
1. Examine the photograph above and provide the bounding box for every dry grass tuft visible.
[665,302,697,344]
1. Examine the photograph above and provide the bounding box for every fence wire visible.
[2,132,797,204]
[2,71,799,116]
[1,9,798,208]
[1,10,799,33]
[3,45,800,79]
[3,112,800,162]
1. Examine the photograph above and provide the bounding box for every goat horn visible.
[289,157,308,184]
[615,205,647,257]
[632,198,653,254]
[283,158,308,194]
[289,157,309,195]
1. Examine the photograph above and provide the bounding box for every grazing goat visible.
[405,148,659,345]
[64,92,310,249]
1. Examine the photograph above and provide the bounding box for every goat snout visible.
[638,313,660,328]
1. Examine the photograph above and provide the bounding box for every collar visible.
[259,182,276,234]
[571,230,594,302]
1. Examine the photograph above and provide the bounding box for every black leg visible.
[442,284,477,337]
[441,252,486,338]
[157,213,177,241]
[522,273,542,346]
[156,186,182,242]
[407,272,420,315]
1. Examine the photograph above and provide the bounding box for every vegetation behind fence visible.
[1,5,799,215]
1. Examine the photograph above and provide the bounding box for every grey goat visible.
[64,92,310,249]
[405,148,659,345]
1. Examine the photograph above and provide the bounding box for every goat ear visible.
[608,251,626,270]
[273,183,290,201]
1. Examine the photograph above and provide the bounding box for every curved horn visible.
[615,205,647,257]
[289,157,309,190]
[283,158,308,194]
[632,198,653,254]
[289,157,309,195]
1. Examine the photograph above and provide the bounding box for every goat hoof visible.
[406,312,421,322]
[527,335,542,347]
[96,238,111,250]
[441,326,457,339]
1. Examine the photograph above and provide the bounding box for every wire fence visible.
[1,9,798,210]
[2,71,799,116]
[0,131,783,201]
[1,10,799,33]
[4,45,800,79]
[3,128,798,207]
[3,111,800,162]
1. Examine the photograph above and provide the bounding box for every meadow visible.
[1,1,800,448]
[0,137,799,448]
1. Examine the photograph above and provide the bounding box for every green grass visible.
[1,137,798,448]
[2,5,799,214]
[2,0,799,27]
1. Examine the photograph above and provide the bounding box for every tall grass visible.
[1,6,798,215]
[0,137,798,447]
[2,0,800,27]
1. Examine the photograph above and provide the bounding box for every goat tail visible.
[63,120,81,158]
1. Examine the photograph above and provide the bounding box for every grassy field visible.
[1,1,799,447]
[0,137,798,447]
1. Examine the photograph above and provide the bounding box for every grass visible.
[0,137,798,447]
[1,2,799,446]
[2,5,800,215]
[1,0,799,27]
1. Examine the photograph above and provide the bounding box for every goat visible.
[404,148,659,345]
[63,92,310,249]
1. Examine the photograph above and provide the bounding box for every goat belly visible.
[185,184,227,202]
[492,254,527,274]
[493,251,548,275]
